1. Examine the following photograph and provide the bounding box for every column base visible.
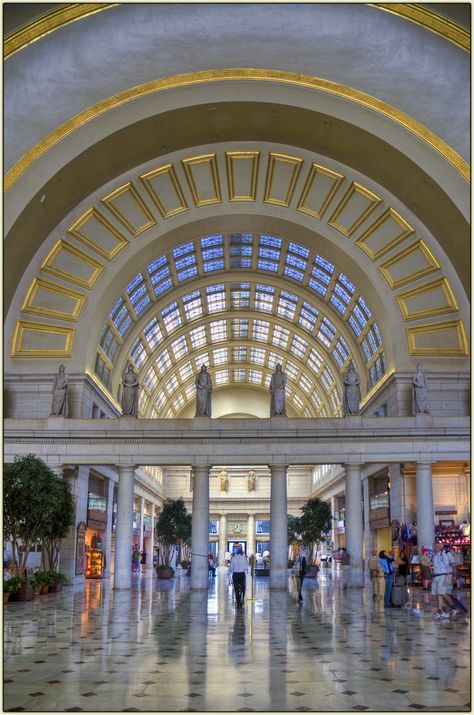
[190,586,209,591]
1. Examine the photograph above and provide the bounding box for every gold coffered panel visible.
[40,240,104,289]
[379,240,440,289]
[296,163,344,219]
[225,151,260,201]
[68,208,128,260]
[355,208,414,260]
[328,182,382,237]
[21,278,86,322]
[407,320,468,356]
[11,320,74,358]
[140,164,188,218]
[397,278,458,321]
[181,154,222,207]
[263,152,303,207]
[101,181,156,236]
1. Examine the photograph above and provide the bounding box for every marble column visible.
[148,504,155,570]
[104,477,115,578]
[330,496,337,550]
[415,462,435,549]
[362,476,373,554]
[344,463,364,587]
[219,513,227,565]
[114,465,135,589]
[269,464,288,590]
[138,496,145,552]
[247,514,255,557]
[191,465,210,590]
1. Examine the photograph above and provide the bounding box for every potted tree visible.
[3,574,22,603]
[4,454,75,597]
[155,498,191,579]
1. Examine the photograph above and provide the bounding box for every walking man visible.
[229,548,248,608]
[292,546,307,602]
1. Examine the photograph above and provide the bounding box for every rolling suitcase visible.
[391,583,409,607]
[450,594,468,614]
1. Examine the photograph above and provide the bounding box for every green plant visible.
[4,454,75,575]
[30,570,54,588]
[155,498,191,566]
[180,559,190,568]
[3,575,22,594]
[298,498,332,547]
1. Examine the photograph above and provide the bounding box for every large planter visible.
[40,584,49,595]
[12,581,34,602]
[49,581,62,593]
[3,592,10,604]
[156,566,174,579]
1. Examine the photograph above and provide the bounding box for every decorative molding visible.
[4,4,118,60]
[100,181,156,236]
[5,69,469,193]
[396,278,459,321]
[21,277,86,321]
[328,181,382,238]
[407,319,468,356]
[369,3,470,53]
[11,320,75,358]
[40,239,104,289]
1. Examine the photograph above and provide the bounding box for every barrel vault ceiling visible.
[4,3,470,418]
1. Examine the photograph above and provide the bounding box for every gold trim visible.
[379,240,441,289]
[4,4,118,60]
[369,4,470,53]
[101,181,156,237]
[407,319,468,356]
[11,320,75,358]
[21,277,86,322]
[263,152,303,207]
[181,154,221,207]
[5,69,469,193]
[41,239,104,289]
[355,207,414,261]
[68,207,128,260]
[296,163,345,220]
[328,181,382,238]
[225,151,260,201]
[140,164,188,218]
[397,278,459,321]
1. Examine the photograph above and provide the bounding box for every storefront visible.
[368,469,391,553]
[85,472,107,579]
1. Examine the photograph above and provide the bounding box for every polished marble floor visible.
[3,567,470,712]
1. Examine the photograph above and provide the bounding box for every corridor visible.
[3,569,470,712]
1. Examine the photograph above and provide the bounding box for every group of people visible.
[367,543,467,619]
[132,544,147,572]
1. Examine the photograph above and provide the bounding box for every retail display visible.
[435,525,470,546]
[86,549,104,579]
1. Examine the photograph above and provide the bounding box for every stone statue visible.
[195,364,212,417]
[247,468,256,492]
[220,468,229,492]
[270,363,286,416]
[343,361,361,415]
[50,364,69,416]
[121,362,139,417]
[412,363,429,414]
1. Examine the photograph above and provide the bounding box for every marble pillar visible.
[330,495,337,550]
[269,464,288,590]
[104,477,115,578]
[362,476,373,554]
[191,465,210,590]
[138,496,145,552]
[415,462,435,549]
[114,465,135,589]
[247,514,255,557]
[148,504,155,570]
[344,463,364,587]
[219,514,227,565]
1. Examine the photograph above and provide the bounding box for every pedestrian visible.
[367,549,383,600]
[229,548,248,608]
[140,547,147,572]
[379,549,395,608]
[132,544,141,572]
[208,554,216,577]
[431,542,455,620]
[292,546,307,602]
[396,548,409,586]
[421,548,432,590]
[340,548,350,589]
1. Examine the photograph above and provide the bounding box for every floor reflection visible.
[3,567,470,711]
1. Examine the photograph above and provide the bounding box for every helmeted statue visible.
[121,362,139,417]
[247,469,256,492]
[51,364,69,416]
[412,363,429,414]
[270,363,286,416]
[343,361,361,415]
[195,364,212,416]
[220,468,229,492]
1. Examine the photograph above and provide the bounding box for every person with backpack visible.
[292,546,307,602]
[379,550,395,608]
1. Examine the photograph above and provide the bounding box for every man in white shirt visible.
[431,543,452,619]
[229,548,248,608]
